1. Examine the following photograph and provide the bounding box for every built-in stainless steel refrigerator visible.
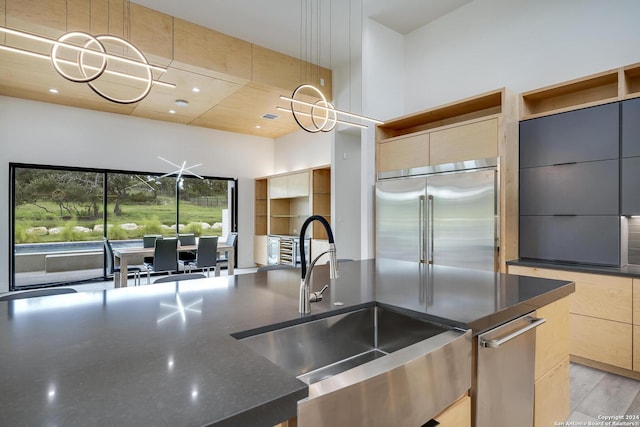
[376,160,498,271]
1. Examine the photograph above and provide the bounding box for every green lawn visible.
[15,197,225,243]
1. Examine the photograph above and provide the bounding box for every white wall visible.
[404,0,640,112]
[359,17,405,259]
[273,129,332,173]
[333,130,361,260]
[363,18,405,121]
[0,96,275,292]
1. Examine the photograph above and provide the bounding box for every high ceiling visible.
[0,0,471,138]
[132,0,472,65]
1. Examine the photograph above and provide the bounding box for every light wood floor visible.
[569,362,640,422]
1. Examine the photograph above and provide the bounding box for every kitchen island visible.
[0,259,573,426]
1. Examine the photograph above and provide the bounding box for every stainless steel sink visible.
[238,305,471,426]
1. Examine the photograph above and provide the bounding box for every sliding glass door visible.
[11,164,237,290]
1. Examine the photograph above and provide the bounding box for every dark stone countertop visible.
[508,258,640,279]
[0,259,574,426]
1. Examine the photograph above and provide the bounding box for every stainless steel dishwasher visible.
[475,313,546,427]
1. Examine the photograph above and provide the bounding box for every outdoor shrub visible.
[108,225,128,240]
[59,221,78,242]
[14,222,28,244]
[184,222,203,236]
[142,217,163,235]
[126,192,156,203]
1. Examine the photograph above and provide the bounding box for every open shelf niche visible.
[521,62,640,120]
[311,167,331,239]
[254,179,268,235]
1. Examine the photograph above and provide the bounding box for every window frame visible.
[9,162,238,291]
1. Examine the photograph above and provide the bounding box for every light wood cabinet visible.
[633,279,640,325]
[508,266,632,323]
[377,133,429,172]
[571,273,632,323]
[633,326,640,371]
[632,279,640,371]
[433,395,470,427]
[535,296,569,381]
[534,356,570,427]
[429,118,498,165]
[253,235,268,266]
[508,265,636,372]
[570,313,632,369]
[288,172,310,198]
[529,297,571,426]
[269,172,310,199]
[269,175,288,199]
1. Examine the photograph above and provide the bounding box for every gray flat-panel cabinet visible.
[519,216,620,265]
[622,157,640,215]
[520,103,619,168]
[520,160,619,215]
[623,97,640,158]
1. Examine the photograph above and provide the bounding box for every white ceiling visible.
[133,0,472,64]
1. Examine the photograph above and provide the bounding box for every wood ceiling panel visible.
[0,0,333,138]
[6,0,66,37]
[128,3,173,66]
[131,67,244,122]
[191,85,300,138]
[0,50,136,114]
[252,45,332,98]
[173,18,252,81]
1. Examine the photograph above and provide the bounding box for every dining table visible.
[113,241,235,287]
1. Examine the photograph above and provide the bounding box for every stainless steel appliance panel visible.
[267,236,280,265]
[427,169,497,271]
[476,314,545,427]
[375,177,428,262]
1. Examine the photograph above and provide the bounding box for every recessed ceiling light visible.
[175,99,189,107]
[168,109,176,114]
[255,125,261,129]
[192,87,200,93]
[48,88,59,94]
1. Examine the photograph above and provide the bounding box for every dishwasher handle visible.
[480,317,546,348]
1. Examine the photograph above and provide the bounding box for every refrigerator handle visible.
[428,194,434,264]
[419,195,426,262]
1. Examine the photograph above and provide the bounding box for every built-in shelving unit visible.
[253,179,269,265]
[254,165,331,265]
[376,89,503,140]
[624,64,640,100]
[520,62,640,120]
[254,179,268,235]
[269,197,309,236]
[312,167,331,239]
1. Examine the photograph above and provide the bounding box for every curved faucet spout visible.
[298,215,338,314]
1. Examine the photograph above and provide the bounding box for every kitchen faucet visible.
[299,215,338,314]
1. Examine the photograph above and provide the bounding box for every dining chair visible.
[153,273,206,284]
[143,235,162,264]
[144,238,178,284]
[178,233,197,263]
[104,237,142,285]
[217,232,237,273]
[182,236,218,277]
